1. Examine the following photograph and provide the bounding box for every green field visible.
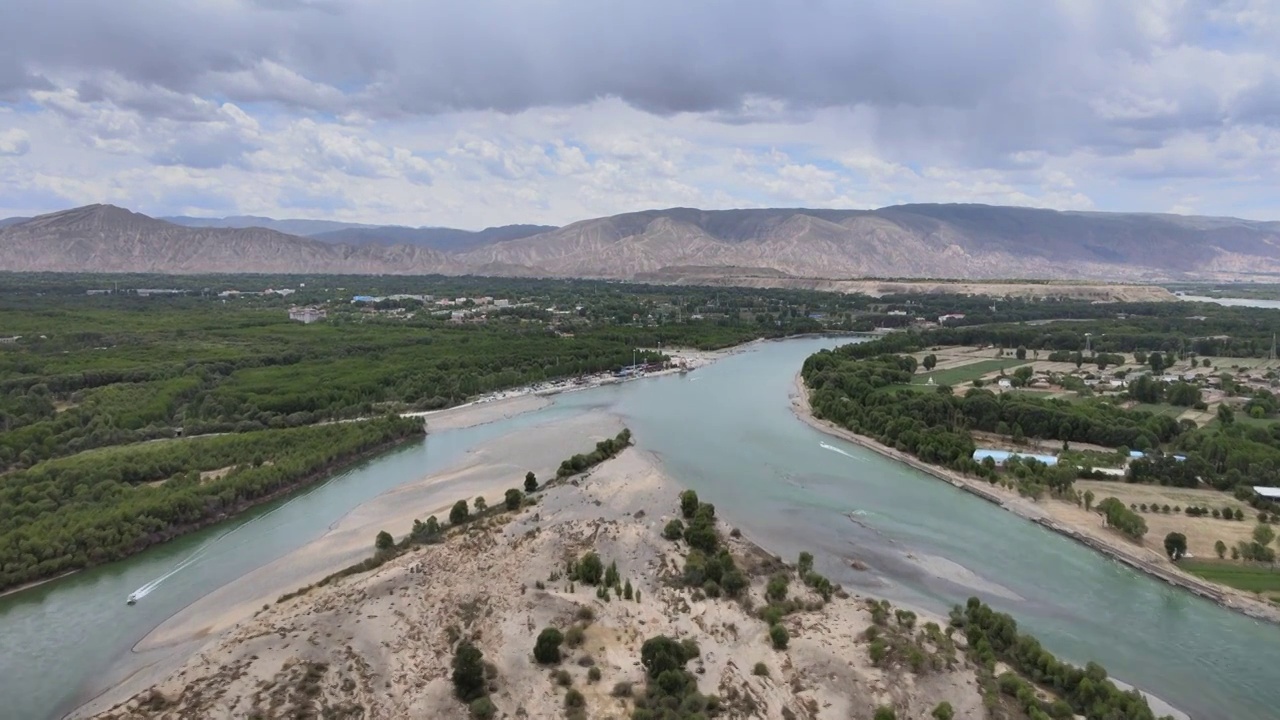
[1130,403,1185,417]
[1180,560,1280,594]
[912,358,1028,386]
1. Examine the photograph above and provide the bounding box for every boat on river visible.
[126,592,140,605]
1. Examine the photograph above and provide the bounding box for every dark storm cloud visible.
[1,0,1275,160]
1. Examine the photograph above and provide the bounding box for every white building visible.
[288,306,327,324]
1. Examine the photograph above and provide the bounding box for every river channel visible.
[2,338,1276,720]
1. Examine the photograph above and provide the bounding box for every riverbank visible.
[80,441,997,720]
[789,373,1280,627]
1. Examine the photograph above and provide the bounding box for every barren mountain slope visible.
[0,206,462,275]
[7,202,1280,281]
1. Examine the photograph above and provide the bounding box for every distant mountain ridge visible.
[4,203,1280,281]
[160,214,554,252]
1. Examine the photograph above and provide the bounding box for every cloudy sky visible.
[1,0,1278,229]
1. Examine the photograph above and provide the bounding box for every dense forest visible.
[802,324,1280,496]
[0,416,422,591]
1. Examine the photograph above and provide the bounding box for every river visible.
[2,338,1276,720]
[1177,294,1280,310]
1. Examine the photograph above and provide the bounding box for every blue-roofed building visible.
[1128,450,1186,461]
[973,448,1059,466]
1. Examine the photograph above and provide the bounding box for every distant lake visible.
[1177,294,1280,310]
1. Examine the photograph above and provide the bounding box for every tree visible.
[468,697,496,719]
[504,488,523,511]
[534,627,564,664]
[451,641,486,701]
[662,518,685,540]
[1149,351,1165,375]
[1015,345,1027,360]
[679,490,699,519]
[604,560,620,588]
[524,471,537,492]
[922,354,937,371]
[766,573,789,602]
[1214,539,1227,559]
[1254,523,1276,548]
[624,579,633,600]
[797,551,814,575]
[640,635,690,678]
[1083,490,1095,512]
[375,530,394,552]
[932,702,955,720]
[1163,532,1187,560]
[1217,403,1235,426]
[769,623,789,649]
[450,499,470,524]
[474,496,487,512]
[576,552,604,585]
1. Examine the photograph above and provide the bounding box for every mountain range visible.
[3,203,1280,282]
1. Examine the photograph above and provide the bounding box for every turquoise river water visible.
[1,338,1276,719]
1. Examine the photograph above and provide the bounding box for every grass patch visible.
[1180,560,1280,594]
[912,358,1027,386]
[1130,403,1185,417]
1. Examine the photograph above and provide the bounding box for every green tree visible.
[769,623,789,649]
[797,551,814,575]
[1163,532,1187,560]
[1149,351,1165,375]
[662,518,685,540]
[922,354,937,371]
[1015,345,1026,360]
[1254,523,1276,547]
[679,490,700,519]
[1214,539,1227,559]
[604,560,619,588]
[504,488,523,511]
[640,635,690,678]
[524,471,537,492]
[474,496,487,512]
[375,530,394,552]
[451,641,486,701]
[468,697,496,719]
[450,499,470,524]
[533,627,564,664]
[1217,403,1235,425]
[932,701,954,720]
[576,552,604,585]
[1083,490,1095,511]
[766,573,789,602]
[624,579,633,600]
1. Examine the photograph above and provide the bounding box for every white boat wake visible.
[126,488,320,605]
[819,441,861,461]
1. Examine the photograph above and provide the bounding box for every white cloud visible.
[0,129,30,156]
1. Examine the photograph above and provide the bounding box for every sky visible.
[1,0,1279,229]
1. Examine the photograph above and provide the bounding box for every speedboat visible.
[126,592,140,605]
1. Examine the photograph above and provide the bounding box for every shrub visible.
[575,606,595,622]
[874,707,897,720]
[662,519,685,541]
[932,701,954,720]
[797,551,814,574]
[524,471,537,492]
[575,552,604,585]
[769,623,789,649]
[534,628,564,664]
[504,488,523,511]
[752,662,769,677]
[766,573,789,602]
[451,641,486,701]
[564,689,585,709]
[565,625,586,648]
[468,696,496,719]
[587,666,602,683]
[702,580,721,598]
[374,530,394,552]
[553,669,572,686]
[449,499,469,524]
[679,490,699,518]
[611,681,634,697]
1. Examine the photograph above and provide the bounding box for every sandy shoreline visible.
[788,372,1280,627]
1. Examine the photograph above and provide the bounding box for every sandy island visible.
[80,442,998,720]
[789,372,1280,628]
